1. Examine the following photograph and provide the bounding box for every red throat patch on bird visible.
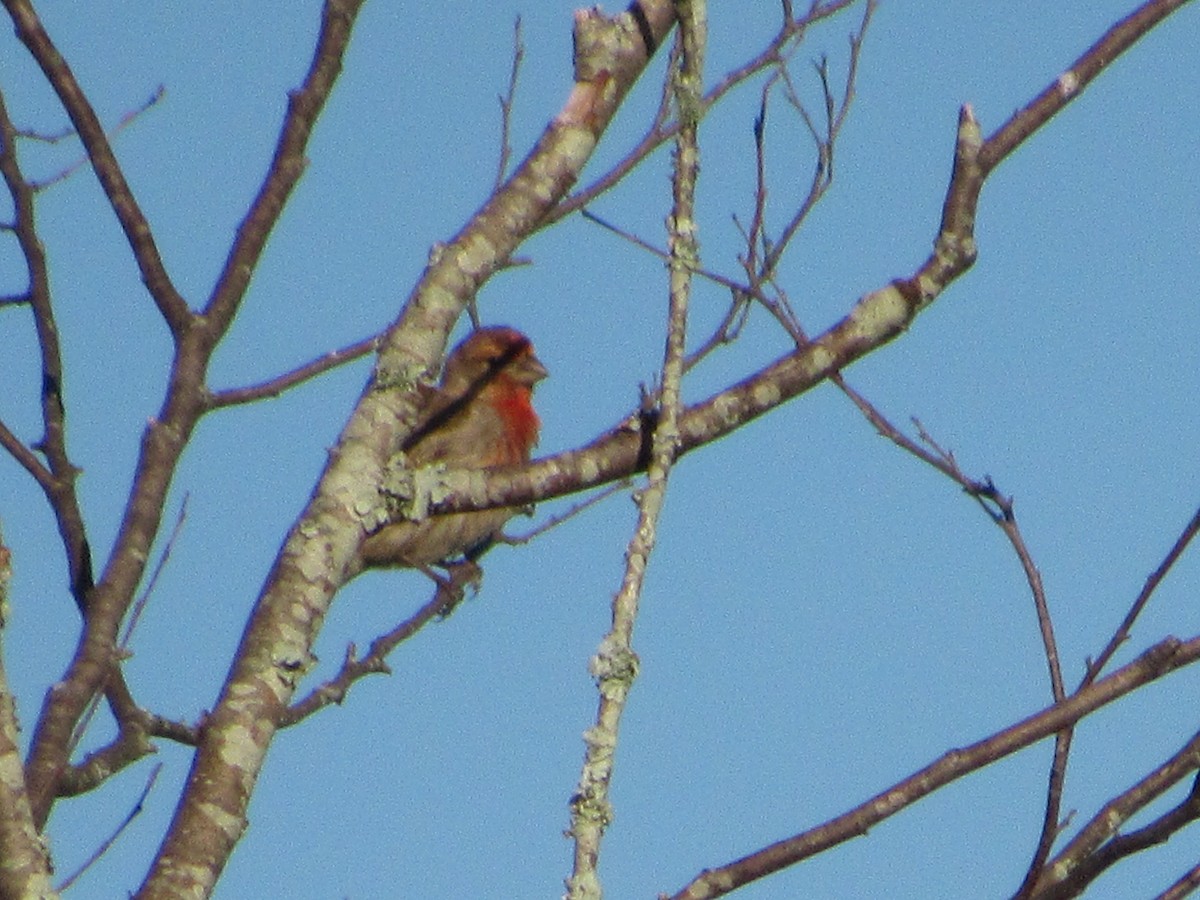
[492,380,541,461]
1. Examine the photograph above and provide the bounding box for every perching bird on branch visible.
[357,325,548,573]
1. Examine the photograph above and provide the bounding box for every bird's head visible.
[441,326,548,393]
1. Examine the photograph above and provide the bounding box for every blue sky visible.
[2,2,1198,897]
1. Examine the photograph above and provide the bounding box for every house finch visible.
[357,326,548,572]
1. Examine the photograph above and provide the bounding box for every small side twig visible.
[1083,504,1200,687]
[121,494,189,648]
[30,84,165,191]
[494,16,525,191]
[581,208,746,295]
[279,562,482,727]
[836,382,1074,899]
[206,334,378,409]
[500,480,632,546]
[55,763,162,892]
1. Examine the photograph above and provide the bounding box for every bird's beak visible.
[522,354,549,385]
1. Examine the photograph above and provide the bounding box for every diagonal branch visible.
[670,636,1200,899]
[1,0,191,335]
[1084,505,1200,687]
[1032,734,1200,898]
[202,0,359,334]
[978,0,1193,175]
[0,87,92,601]
[206,334,379,409]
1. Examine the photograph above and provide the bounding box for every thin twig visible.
[834,383,1074,900]
[0,417,54,492]
[121,495,189,648]
[1083,504,1200,687]
[30,85,165,191]
[500,480,632,545]
[56,763,162,892]
[755,0,874,292]
[581,208,746,294]
[279,563,482,727]
[494,16,525,191]
[206,334,378,409]
[4,0,191,332]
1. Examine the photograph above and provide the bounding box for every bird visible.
[356,326,548,573]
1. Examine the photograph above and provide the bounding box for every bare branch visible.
[493,16,525,191]
[1033,737,1200,898]
[56,729,155,799]
[567,3,704,892]
[670,636,1200,899]
[279,564,482,727]
[760,0,875,280]
[0,417,54,493]
[203,3,360,333]
[0,87,93,600]
[1084,505,1200,686]
[206,334,379,409]
[56,764,162,892]
[978,0,1192,175]
[19,0,370,834]
[500,481,632,546]
[29,85,165,191]
[2,0,191,333]
[581,208,749,295]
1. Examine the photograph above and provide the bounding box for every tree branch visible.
[1033,736,1200,898]
[977,0,1194,176]
[206,334,379,409]
[567,0,703,893]
[1,0,191,335]
[671,636,1200,899]
[1083,505,1200,687]
[0,542,56,898]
